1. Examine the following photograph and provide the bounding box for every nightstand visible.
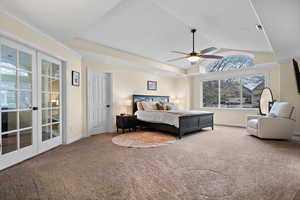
[116,115,137,133]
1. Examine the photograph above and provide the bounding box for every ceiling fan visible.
[168,29,223,64]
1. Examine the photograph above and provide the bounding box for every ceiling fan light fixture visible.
[187,56,200,63]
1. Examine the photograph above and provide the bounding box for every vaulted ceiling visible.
[251,0,300,62]
[1,0,294,68]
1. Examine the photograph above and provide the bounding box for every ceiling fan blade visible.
[171,51,189,55]
[200,47,218,54]
[200,55,223,59]
[167,56,188,62]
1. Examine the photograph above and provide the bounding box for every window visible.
[203,80,219,107]
[220,78,240,108]
[207,55,255,72]
[241,75,265,108]
[202,74,265,109]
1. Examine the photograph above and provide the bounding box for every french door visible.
[0,37,62,170]
[0,38,37,169]
[37,53,62,153]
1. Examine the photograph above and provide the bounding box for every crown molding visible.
[79,49,183,77]
[70,38,186,76]
[278,56,300,64]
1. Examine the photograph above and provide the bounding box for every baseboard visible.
[215,123,245,128]
[66,135,82,144]
[294,131,300,136]
[292,131,300,142]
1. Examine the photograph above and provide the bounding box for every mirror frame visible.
[259,87,274,115]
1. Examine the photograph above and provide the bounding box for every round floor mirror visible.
[259,87,274,115]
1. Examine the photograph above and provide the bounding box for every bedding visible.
[135,110,213,128]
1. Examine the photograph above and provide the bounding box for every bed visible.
[132,95,214,139]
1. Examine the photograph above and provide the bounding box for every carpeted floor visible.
[1,126,300,200]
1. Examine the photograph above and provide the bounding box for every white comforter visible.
[135,110,213,128]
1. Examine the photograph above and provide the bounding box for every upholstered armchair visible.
[247,102,296,139]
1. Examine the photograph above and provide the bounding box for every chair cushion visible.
[270,102,294,119]
[248,119,258,129]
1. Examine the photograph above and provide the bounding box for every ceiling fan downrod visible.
[191,29,197,53]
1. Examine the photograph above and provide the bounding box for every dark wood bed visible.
[132,95,214,139]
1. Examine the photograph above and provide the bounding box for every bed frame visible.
[132,95,214,139]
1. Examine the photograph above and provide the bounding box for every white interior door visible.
[0,38,38,170]
[87,68,112,135]
[37,53,62,153]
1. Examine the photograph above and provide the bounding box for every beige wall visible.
[189,60,300,134]
[3,11,298,139]
[280,61,300,135]
[0,14,82,142]
[189,65,281,127]
[82,59,190,135]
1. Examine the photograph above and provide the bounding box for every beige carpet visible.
[1,126,300,200]
[112,131,176,148]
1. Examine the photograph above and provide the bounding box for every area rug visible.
[112,131,177,148]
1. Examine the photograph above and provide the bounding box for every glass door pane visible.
[41,59,61,142]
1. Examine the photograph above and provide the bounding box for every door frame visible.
[87,68,113,137]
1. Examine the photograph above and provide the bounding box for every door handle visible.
[32,107,38,111]
[106,105,110,108]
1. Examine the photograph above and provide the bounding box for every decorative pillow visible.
[152,103,158,110]
[158,101,172,110]
[163,104,168,110]
[156,102,164,110]
[270,102,294,119]
[141,102,158,111]
[136,102,144,111]
[165,102,177,110]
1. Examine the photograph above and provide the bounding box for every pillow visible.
[156,102,164,110]
[269,102,294,119]
[136,102,144,111]
[152,103,158,110]
[165,102,177,110]
[141,101,158,111]
[158,101,172,110]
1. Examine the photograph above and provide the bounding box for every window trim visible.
[200,73,267,110]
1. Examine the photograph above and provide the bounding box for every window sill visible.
[200,107,259,111]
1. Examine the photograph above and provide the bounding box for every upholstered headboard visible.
[132,95,169,114]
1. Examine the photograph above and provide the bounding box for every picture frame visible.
[72,71,80,86]
[147,81,157,91]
